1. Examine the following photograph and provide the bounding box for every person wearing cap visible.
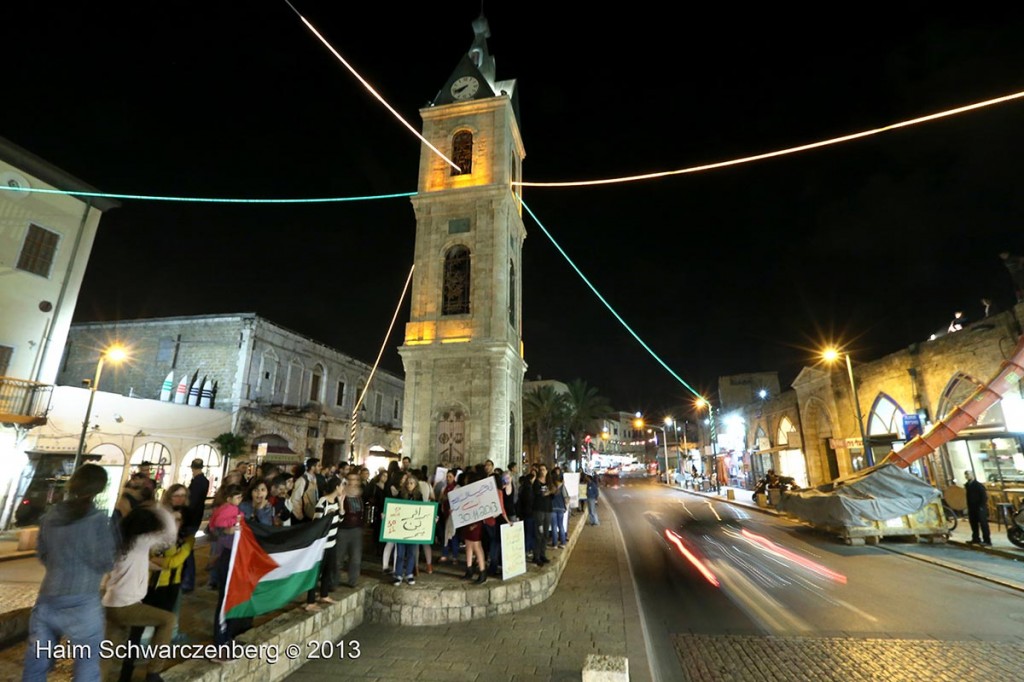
[180,458,209,593]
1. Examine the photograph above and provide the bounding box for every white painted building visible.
[0,135,119,527]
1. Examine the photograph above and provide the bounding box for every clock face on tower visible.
[450,76,480,101]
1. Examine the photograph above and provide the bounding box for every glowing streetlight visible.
[822,346,871,466]
[73,344,128,472]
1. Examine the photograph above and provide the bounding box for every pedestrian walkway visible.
[288,514,651,682]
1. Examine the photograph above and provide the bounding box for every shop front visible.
[937,373,1024,490]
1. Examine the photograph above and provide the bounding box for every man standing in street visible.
[291,457,321,523]
[181,458,209,592]
[586,473,600,526]
[965,470,992,546]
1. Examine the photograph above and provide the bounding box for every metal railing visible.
[0,377,52,424]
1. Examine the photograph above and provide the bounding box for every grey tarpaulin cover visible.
[775,464,941,527]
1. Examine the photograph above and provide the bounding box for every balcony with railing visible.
[0,377,52,427]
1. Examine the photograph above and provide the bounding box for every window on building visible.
[17,224,60,278]
[442,246,471,315]
[448,218,470,234]
[374,393,383,422]
[336,381,346,407]
[393,398,400,420]
[451,130,473,175]
[157,338,174,364]
[777,417,795,446]
[356,382,366,411]
[308,426,320,438]
[0,345,12,375]
[508,259,516,327]
[868,394,906,439]
[310,364,324,402]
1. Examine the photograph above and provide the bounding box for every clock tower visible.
[398,13,526,469]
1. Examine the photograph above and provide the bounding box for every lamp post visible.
[73,344,127,472]
[823,347,871,466]
[664,417,679,485]
[695,397,719,491]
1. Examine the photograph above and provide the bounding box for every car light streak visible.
[739,528,847,584]
[665,529,720,587]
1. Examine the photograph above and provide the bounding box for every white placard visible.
[447,476,502,529]
[563,473,580,509]
[500,522,526,580]
[433,466,448,487]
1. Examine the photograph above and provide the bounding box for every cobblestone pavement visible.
[675,633,1024,681]
[289,513,650,682]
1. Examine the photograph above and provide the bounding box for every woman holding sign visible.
[459,472,489,584]
[392,476,423,586]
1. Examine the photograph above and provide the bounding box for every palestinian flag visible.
[220,516,332,624]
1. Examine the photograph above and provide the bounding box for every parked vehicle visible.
[1002,501,1024,548]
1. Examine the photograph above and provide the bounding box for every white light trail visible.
[519,89,1024,188]
[283,0,461,173]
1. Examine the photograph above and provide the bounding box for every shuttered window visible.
[17,224,60,277]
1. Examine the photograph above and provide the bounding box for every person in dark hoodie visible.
[23,463,118,682]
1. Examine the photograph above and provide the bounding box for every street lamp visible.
[822,346,871,466]
[73,344,128,472]
[695,397,719,491]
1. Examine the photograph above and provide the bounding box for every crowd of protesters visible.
[22,453,592,680]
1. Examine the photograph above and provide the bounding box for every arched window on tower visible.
[452,130,473,176]
[508,259,516,327]
[443,246,471,315]
[509,411,517,462]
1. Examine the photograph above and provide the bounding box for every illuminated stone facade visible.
[398,25,526,469]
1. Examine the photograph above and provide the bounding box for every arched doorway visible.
[936,372,1021,488]
[87,443,125,517]
[776,416,808,488]
[130,442,173,495]
[179,443,223,499]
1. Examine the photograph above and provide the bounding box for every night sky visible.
[4,5,1024,414]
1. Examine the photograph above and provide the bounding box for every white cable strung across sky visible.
[282,0,462,175]
[0,186,415,203]
[5,87,1022,204]
[520,199,702,400]
[516,89,1024,188]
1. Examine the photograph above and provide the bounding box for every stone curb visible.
[367,512,585,626]
[161,512,586,680]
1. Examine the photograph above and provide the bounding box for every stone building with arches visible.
[54,313,403,479]
[723,303,1024,492]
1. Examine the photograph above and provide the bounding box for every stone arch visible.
[178,443,223,497]
[434,404,469,467]
[310,363,327,403]
[256,348,279,401]
[451,129,473,175]
[86,443,126,516]
[130,441,173,493]
[442,245,471,315]
[800,397,837,484]
[285,358,305,406]
[868,392,907,439]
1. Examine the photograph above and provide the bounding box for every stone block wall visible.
[368,512,584,626]
[58,315,250,407]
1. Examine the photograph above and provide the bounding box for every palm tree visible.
[564,379,613,466]
[522,385,569,466]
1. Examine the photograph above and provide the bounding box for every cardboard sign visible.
[379,499,438,544]
[447,476,502,529]
[500,522,527,580]
[433,466,448,487]
[563,473,580,508]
